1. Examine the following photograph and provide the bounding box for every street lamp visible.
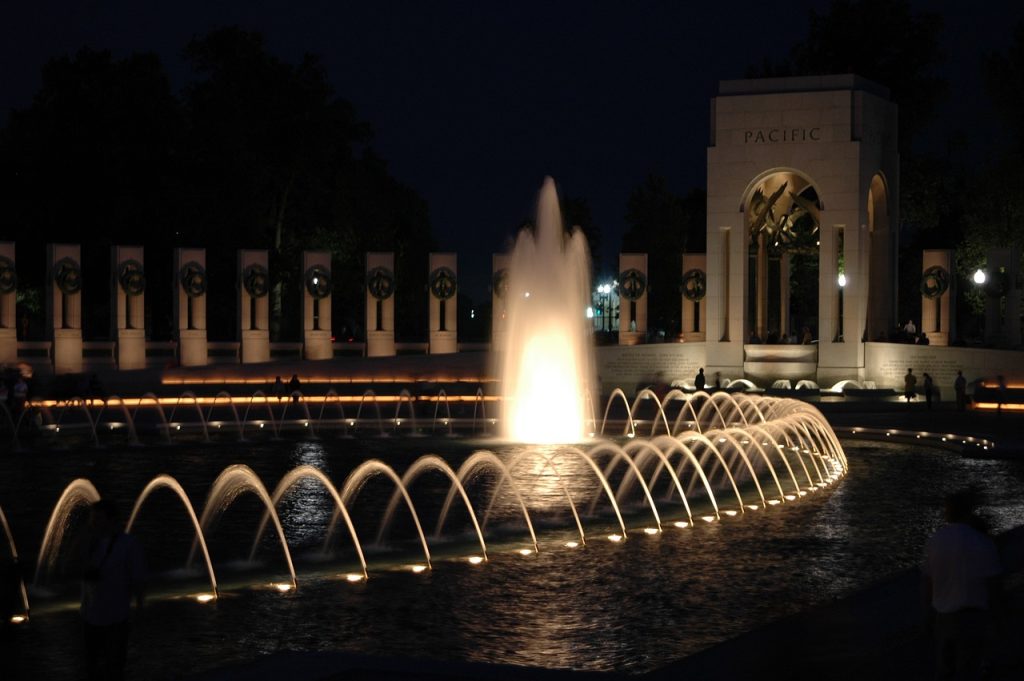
[836,272,846,340]
[973,268,987,285]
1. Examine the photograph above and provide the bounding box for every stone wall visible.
[864,342,1024,392]
[596,343,706,394]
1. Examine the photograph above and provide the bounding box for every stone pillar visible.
[173,248,208,367]
[921,249,954,346]
[491,254,509,350]
[366,252,396,357]
[302,251,332,360]
[0,243,17,365]
[681,253,706,342]
[618,253,648,345]
[112,246,146,370]
[428,253,458,354]
[779,253,790,339]
[48,244,83,374]
[755,234,768,337]
[239,250,270,363]
[984,247,1021,347]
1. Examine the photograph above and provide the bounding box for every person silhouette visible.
[694,368,706,392]
[922,491,1001,681]
[904,368,917,408]
[954,371,967,411]
[81,499,145,681]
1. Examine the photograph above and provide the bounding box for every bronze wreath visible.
[118,259,146,296]
[243,263,269,298]
[54,257,83,295]
[919,265,949,300]
[304,265,332,299]
[681,268,707,302]
[492,268,509,299]
[179,261,207,298]
[429,266,458,300]
[0,255,16,294]
[366,266,395,300]
[618,268,647,301]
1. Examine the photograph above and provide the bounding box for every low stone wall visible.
[595,342,705,394]
[864,342,1024,392]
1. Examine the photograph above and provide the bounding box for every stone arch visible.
[865,172,892,340]
[741,168,823,344]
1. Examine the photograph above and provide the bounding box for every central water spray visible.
[499,177,596,443]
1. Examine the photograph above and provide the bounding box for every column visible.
[618,253,648,345]
[112,246,146,370]
[302,251,333,360]
[428,253,458,354]
[48,243,83,374]
[920,249,954,346]
[239,250,270,363]
[681,253,706,342]
[173,247,208,367]
[366,252,396,357]
[0,243,16,364]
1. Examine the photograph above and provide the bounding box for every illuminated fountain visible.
[499,177,595,443]
[21,393,847,617]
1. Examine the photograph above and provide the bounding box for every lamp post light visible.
[837,272,846,340]
[973,268,987,285]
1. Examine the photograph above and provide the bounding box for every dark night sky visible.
[2,1,1021,300]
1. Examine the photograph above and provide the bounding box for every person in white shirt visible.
[904,319,917,335]
[922,492,1001,680]
[81,499,146,681]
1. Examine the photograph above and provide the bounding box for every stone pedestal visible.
[428,253,458,354]
[681,253,706,341]
[174,248,208,367]
[921,250,954,346]
[303,251,332,360]
[366,252,396,357]
[0,243,16,365]
[48,243,83,374]
[112,246,147,370]
[618,253,648,345]
[492,254,509,351]
[239,250,270,363]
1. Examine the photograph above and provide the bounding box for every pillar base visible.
[304,330,332,360]
[619,331,644,346]
[53,328,83,374]
[117,328,146,370]
[179,329,208,367]
[0,328,16,364]
[429,331,457,354]
[241,329,270,363]
[367,331,395,357]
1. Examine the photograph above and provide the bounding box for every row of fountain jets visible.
[2,393,847,620]
[0,388,495,448]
